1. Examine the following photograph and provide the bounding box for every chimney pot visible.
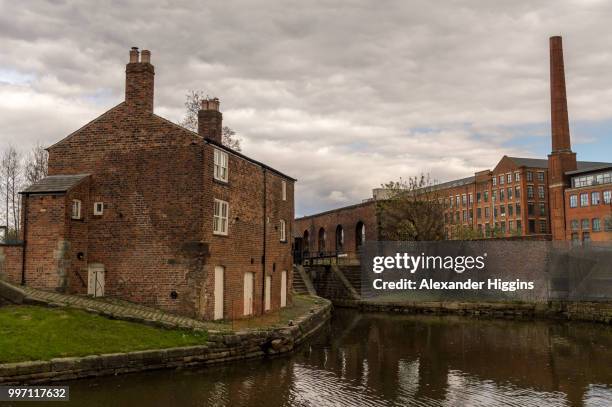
[141,50,151,63]
[201,97,220,111]
[129,47,139,63]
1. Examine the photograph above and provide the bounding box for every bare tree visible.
[376,174,446,241]
[179,90,242,151]
[24,142,48,187]
[1,145,22,235]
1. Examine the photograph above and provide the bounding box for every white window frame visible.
[213,199,229,235]
[280,219,286,241]
[213,148,229,182]
[281,180,287,201]
[71,199,82,220]
[93,202,104,215]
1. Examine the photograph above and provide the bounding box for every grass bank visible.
[0,305,208,363]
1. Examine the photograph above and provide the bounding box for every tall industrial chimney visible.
[547,36,577,241]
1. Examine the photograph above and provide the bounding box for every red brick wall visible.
[564,186,612,242]
[42,101,294,320]
[22,193,68,291]
[294,201,377,257]
[0,244,23,285]
[201,144,294,320]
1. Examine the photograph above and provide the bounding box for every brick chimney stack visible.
[548,36,577,241]
[550,36,572,153]
[125,47,155,113]
[198,98,223,143]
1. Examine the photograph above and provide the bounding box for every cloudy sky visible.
[1,0,612,216]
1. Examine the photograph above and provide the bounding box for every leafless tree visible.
[1,145,22,234]
[24,142,48,187]
[179,90,242,151]
[376,174,445,241]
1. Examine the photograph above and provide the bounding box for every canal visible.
[64,309,612,406]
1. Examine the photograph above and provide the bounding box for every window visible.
[282,180,287,201]
[604,191,612,204]
[449,196,453,208]
[528,219,536,233]
[499,189,505,202]
[492,177,497,186]
[499,175,505,185]
[606,216,612,232]
[509,220,514,231]
[591,191,600,205]
[468,193,473,205]
[213,148,229,182]
[507,187,512,200]
[528,202,535,216]
[492,190,497,202]
[515,186,521,199]
[539,203,546,216]
[538,186,545,199]
[527,186,534,199]
[462,194,467,206]
[335,224,344,251]
[580,193,589,207]
[516,203,521,215]
[569,195,578,208]
[570,219,579,231]
[508,204,513,216]
[280,219,287,242]
[581,219,590,230]
[500,221,506,234]
[456,196,460,207]
[476,192,481,203]
[356,222,365,250]
[537,172,545,182]
[484,191,489,202]
[539,220,547,233]
[213,199,229,235]
[485,207,490,218]
[500,205,506,216]
[583,232,591,244]
[93,202,104,215]
[494,207,498,218]
[526,171,533,182]
[516,220,522,233]
[507,174,512,184]
[592,218,601,232]
[462,210,467,222]
[477,207,482,218]
[71,200,82,220]
[515,172,520,182]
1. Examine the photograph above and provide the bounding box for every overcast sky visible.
[1,1,612,216]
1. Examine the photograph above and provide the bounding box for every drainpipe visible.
[20,193,28,285]
[261,168,267,315]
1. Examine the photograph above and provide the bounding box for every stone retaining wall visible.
[0,299,332,384]
[333,299,612,324]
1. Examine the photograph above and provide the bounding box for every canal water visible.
[64,309,612,406]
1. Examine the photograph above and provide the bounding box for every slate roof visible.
[566,163,612,176]
[21,174,90,194]
[507,156,612,170]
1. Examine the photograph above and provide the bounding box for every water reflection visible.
[61,309,612,406]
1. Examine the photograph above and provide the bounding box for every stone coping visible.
[0,298,332,384]
[333,298,612,324]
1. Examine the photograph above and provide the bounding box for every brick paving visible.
[19,286,227,331]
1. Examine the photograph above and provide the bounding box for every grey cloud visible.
[1,0,612,216]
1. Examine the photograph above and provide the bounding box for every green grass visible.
[0,305,207,363]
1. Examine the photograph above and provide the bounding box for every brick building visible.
[1,48,295,321]
[294,36,611,259]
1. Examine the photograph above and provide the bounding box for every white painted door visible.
[281,270,287,307]
[244,272,254,316]
[214,266,224,320]
[87,264,105,297]
[265,275,272,311]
